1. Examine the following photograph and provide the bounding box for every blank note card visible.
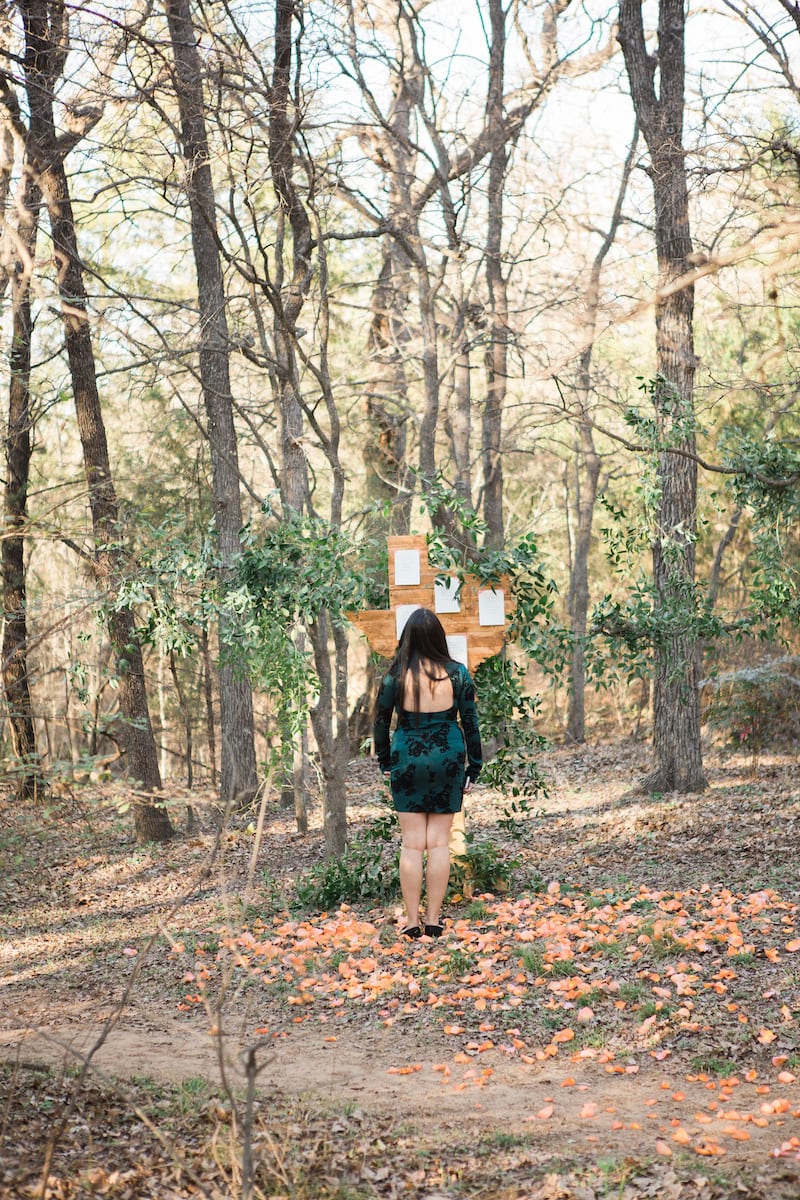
[446,634,468,666]
[396,604,422,639]
[394,549,421,586]
[434,576,461,614]
[478,588,505,626]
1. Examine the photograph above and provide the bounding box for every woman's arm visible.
[457,666,483,782]
[373,671,397,772]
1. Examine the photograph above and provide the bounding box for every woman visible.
[373,607,482,939]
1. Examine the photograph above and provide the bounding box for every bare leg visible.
[424,812,454,927]
[398,812,426,930]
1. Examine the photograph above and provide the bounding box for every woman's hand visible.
[464,778,473,794]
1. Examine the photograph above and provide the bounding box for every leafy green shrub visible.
[474,656,550,809]
[702,656,800,769]
[450,834,519,896]
[294,808,399,909]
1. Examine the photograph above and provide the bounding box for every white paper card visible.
[478,588,505,626]
[394,549,421,586]
[446,634,468,667]
[434,576,461,614]
[396,603,422,640]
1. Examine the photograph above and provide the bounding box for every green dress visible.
[373,661,482,814]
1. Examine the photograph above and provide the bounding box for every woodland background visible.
[1,0,799,849]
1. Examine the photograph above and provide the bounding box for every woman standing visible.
[373,608,482,938]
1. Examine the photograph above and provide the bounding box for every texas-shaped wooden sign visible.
[349,534,514,671]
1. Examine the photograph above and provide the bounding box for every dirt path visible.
[3,1003,798,1169]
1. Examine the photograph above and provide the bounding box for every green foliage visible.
[598,495,651,577]
[518,944,546,976]
[237,510,372,768]
[474,655,534,741]
[420,477,560,654]
[626,373,700,448]
[115,513,218,654]
[495,787,546,840]
[473,655,550,806]
[451,834,519,896]
[702,657,800,769]
[690,1055,738,1078]
[239,510,370,627]
[294,806,400,909]
[438,947,478,976]
[721,428,800,627]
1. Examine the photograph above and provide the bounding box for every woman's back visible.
[401,658,454,713]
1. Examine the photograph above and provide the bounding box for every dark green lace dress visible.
[373,662,482,814]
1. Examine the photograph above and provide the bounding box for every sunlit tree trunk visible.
[363,48,417,536]
[566,128,636,743]
[482,0,509,550]
[268,0,313,835]
[165,0,258,810]
[619,0,706,792]
[269,0,353,855]
[2,169,42,797]
[19,0,172,840]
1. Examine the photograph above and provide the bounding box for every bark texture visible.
[566,129,636,743]
[482,0,509,549]
[269,0,354,855]
[362,51,417,534]
[269,0,313,516]
[20,0,172,839]
[166,0,258,810]
[619,0,706,792]
[2,168,41,797]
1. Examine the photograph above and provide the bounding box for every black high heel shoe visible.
[401,925,422,940]
[424,923,444,938]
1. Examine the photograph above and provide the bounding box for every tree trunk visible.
[269,0,313,519]
[269,0,322,833]
[308,614,350,859]
[21,0,172,840]
[481,0,509,550]
[2,169,42,798]
[364,245,413,533]
[565,127,636,743]
[201,626,217,787]
[445,292,474,506]
[566,422,601,744]
[619,0,706,792]
[169,649,193,787]
[165,0,258,810]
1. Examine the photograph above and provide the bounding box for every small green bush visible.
[450,834,519,896]
[295,808,400,909]
[702,656,800,770]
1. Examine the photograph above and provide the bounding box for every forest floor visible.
[1,739,800,1199]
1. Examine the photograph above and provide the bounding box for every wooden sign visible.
[349,535,515,672]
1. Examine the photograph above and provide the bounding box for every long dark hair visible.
[394,608,452,713]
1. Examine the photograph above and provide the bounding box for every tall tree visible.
[565,128,637,744]
[165,0,259,810]
[269,0,351,855]
[481,0,510,549]
[1,161,41,797]
[618,0,706,791]
[6,0,174,839]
